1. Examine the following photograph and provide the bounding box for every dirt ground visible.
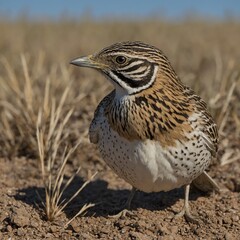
[0,145,239,239]
[0,20,240,239]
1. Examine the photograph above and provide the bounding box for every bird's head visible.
[71,41,176,96]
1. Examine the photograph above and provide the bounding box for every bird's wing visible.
[183,86,219,156]
[89,90,115,144]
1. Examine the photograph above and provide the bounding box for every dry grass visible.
[0,19,239,222]
[36,84,96,222]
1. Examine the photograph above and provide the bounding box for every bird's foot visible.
[173,207,200,224]
[109,187,136,219]
[172,184,200,224]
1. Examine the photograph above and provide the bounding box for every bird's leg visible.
[125,186,136,209]
[174,184,199,224]
[109,187,136,218]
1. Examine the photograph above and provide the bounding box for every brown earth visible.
[0,146,240,239]
[0,19,240,239]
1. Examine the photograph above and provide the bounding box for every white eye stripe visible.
[109,71,131,90]
[126,65,148,74]
[108,65,158,95]
[131,66,151,76]
[119,60,144,70]
[122,66,151,79]
[129,65,158,94]
[121,66,147,76]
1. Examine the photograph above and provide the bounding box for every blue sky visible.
[1,0,240,20]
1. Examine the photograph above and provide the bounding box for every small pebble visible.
[17,228,25,236]
[6,225,12,232]
[170,226,179,234]
[50,225,58,233]
[70,221,81,232]
[105,220,111,225]
[130,231,151,240]
[231,215,239,222]
[223,217,232,225]
[225,232,234,240]
[30,220,39,228]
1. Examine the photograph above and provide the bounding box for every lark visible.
[71,41,219,222]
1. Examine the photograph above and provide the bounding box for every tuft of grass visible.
[36,85,96,222]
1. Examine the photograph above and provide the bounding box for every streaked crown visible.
[71,41,177,95]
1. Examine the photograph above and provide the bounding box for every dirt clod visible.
[10,207,30,227]
[225,232,235,240]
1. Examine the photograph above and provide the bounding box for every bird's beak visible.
[70,55,104,69]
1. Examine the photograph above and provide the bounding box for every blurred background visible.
[0,0,239,162]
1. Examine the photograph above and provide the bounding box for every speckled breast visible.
[94,116,212,193]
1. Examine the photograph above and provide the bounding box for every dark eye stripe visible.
[111,64,155,89]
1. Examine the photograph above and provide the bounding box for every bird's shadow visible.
[14,176,207,219]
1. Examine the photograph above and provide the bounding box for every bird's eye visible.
[115,56,126,64]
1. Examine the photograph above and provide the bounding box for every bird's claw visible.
[173,208,200,224]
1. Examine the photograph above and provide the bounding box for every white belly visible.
[95,118,209,193]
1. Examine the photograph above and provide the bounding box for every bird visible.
[70,41,219,222]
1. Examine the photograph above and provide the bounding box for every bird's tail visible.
[192,171,220,192]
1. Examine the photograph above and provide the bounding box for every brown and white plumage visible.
[71,41,219,222]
